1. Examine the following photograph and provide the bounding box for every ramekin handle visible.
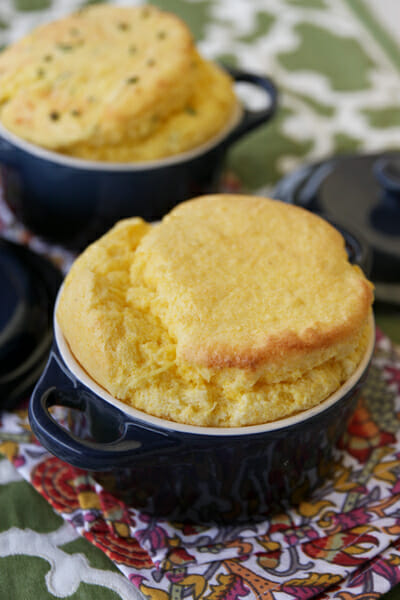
[29,349,179,471]
[225,67,278,144]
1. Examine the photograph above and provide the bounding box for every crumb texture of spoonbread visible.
[57,195,374,427]
[0,5,236,160]
[65,53,236,162]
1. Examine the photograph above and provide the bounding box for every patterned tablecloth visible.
[1,1,400,599]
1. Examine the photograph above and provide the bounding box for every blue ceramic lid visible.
[0,238,61,409]
[273,152,400,301]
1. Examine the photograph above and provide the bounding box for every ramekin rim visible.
[53,301,375,437]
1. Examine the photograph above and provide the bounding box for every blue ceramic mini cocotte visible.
[0,68,277,249]
[29,299,375,524]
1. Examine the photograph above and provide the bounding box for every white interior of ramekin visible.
[54,307,375,437]
[0,101,242,171]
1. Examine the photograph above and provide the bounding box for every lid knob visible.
[373,156,400,198]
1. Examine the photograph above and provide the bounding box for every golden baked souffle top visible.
[57,195,374,427]
[0,4,236,161]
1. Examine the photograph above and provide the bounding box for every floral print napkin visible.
[2,329,400,600]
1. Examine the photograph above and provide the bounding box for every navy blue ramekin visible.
[0,68,277,249]
[29,305,374,525]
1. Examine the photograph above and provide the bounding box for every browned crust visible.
[182,279,373,370]
[168,195,375,370]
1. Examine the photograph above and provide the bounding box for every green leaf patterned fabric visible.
[0,1,400,599]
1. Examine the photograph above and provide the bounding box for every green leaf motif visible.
[333,133,363,154]
[278,23,375,91]
[286,0,327,8]
[81,0,108,6]
[61,537,121,572]
[227,107,313,189]
[0,481,63,533]
[362,106,400,129]
[151,0,213,41]
[13,0,51,11]
[237,12,275,43]
[217,53,239,68]
[289,89,335,116]
[0,555,122,600]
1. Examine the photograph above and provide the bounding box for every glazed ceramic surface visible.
[0,239,61,409]
[0,68,277,249]
[29,305,374,524]
[273,152,400,287]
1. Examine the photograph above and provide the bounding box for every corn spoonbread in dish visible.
[57,195,374,427]
[0,4,236,162]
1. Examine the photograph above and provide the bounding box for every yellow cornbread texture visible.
[0,6,236,161]
[57,195,374,427]
[65,54,237,162]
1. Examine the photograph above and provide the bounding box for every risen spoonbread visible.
[0,5,236,161]
[57,195,374,427]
